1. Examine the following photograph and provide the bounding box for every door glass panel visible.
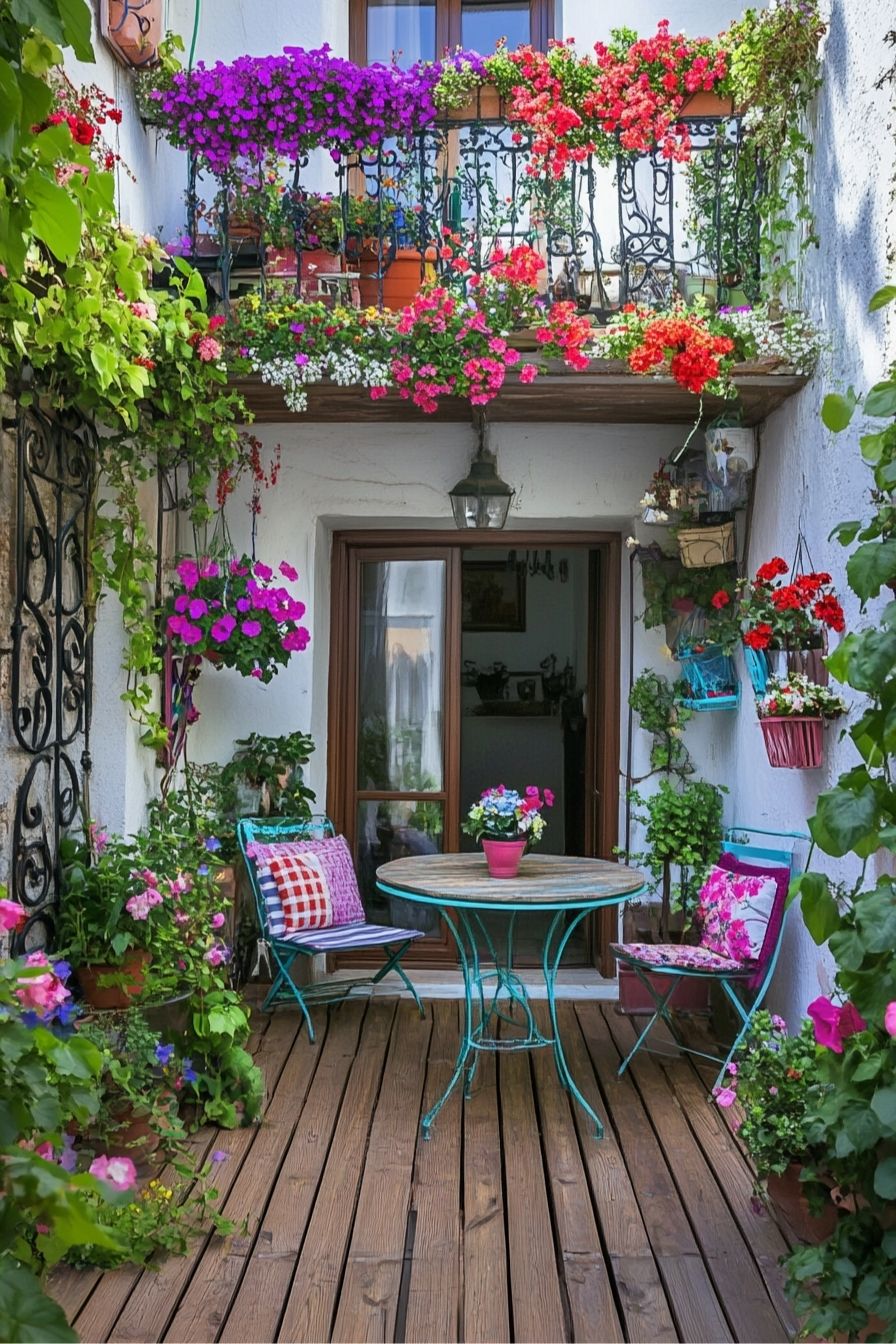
[461,0,529,52]
[358,559,445,792]
[356,800,444,928]
[367,0,436,66]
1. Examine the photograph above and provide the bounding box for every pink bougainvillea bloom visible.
[211,912,226,929]
[279,561,299,581]
[713,1086,737,1108]
[0,898,26,931]
[885,1002,896,1037]
[90,1155,137,1191]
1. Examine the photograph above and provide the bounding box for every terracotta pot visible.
[766,1165,838,1244]
[482,838,527,879]
[358,245,437,311]
[616,964,711,1015]
[680,90,736,117]
[104,1102,161,1160]
[77,950,151,1009]
[760,716,824,769]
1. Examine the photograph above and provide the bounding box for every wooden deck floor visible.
[52,998,798,1344]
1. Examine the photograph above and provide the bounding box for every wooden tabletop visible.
[376,853,646,910]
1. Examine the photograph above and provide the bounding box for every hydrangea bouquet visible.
[463,784,554,845]
[166,555,310,682]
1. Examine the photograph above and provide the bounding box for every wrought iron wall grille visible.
[186,109,762,314]
[9,403,94,954]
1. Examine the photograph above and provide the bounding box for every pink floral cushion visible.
[247,836,365,927]
[611,942,745,973]
[695,864,777,963]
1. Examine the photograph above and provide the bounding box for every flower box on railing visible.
[760,716,823,769]
[443,81,507,123]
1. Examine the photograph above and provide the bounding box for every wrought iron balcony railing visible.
[184,100,762,318]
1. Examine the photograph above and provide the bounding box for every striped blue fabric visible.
[257,865,287,939]
[275,921,425,952]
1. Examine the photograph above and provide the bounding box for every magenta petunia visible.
[174,594,190,613]
[199,559,220,579]
[279,561,299,581]
[241,620,262,637]
[179,621,204,646]
[188,598,208,620]
[210,614,236,643]
[253,562,273,580]
[176,558,200,591]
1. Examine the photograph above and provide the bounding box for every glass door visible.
[342,548,460,958]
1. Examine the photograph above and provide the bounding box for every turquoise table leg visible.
[543,907,605,1138]
[422,905,475,1139]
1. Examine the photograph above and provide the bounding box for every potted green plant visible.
[717,1010,837,1243]
[219,730,316,820]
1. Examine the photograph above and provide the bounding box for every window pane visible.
[461,0,529,52]
[367,0,436,66]
[358,559,445,791]
[356,799,444,928]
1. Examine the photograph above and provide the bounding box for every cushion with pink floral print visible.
[247,836,364,927]
[695,865,777,963]
[612,942,746,973]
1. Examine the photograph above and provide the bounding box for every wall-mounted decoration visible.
[462,560,526,632]
[99,0,162,69]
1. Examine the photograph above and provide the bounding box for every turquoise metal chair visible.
[237,815,425,1040]
[612,825,808,1090]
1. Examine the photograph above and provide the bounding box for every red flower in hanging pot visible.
[711,590,731,609]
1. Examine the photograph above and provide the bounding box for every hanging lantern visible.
[449,416,515,529]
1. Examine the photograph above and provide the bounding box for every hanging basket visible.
[677,521,736,568]
[677,642,741,711]
[705,426,756,476]
[745,644,829,696]
[760,716,823,769]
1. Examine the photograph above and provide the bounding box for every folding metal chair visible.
[611,825,808,1090]
[237,815,425,1040]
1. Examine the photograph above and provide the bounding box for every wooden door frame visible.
[349,0,554,65]
[328,528,622,974]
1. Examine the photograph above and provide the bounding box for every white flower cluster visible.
[759,673,847,720]
[722,306,825,375]
[250,347,393,411]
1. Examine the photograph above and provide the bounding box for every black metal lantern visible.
[448,416,515,529]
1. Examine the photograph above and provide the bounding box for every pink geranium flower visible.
[89,1155,137,1191]
[885,1002,896,1038]
[713,1085,737,1108]
[808,996,867,1053]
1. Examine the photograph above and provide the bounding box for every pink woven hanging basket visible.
[760,716,824,769]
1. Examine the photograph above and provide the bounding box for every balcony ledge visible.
[232,361,808,425]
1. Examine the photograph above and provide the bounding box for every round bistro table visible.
[375,852,646,1139]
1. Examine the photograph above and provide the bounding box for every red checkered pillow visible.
[266,853,333,932]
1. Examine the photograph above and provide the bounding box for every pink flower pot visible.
[760,716,823,769]
[482,838,527,879]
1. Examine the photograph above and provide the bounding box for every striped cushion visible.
[275,921,424,952]
[257,865,287,938]
[248,836,364,927]
[268,852,333,932]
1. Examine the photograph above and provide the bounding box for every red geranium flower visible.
[711,590,730,609]
[743,624,773,650]
[756,557,789,583]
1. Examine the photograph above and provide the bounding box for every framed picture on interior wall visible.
[462,561,526,633]
[512,672,543,704]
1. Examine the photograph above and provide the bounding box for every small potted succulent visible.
[462,784,553,878]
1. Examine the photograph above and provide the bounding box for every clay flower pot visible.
[482,838,527,879]
[77,950,151,1009]
[358,245,437,311]
[766,1164,838,1244]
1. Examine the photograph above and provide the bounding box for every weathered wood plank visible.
[403,1000,462,1344]
[462,1048,509,1344]
[603,1007,789,1343]
[530,1004,624,1344]
[555,1003,676,1342]
[655,1036,800,1336]
[232,371,807,427]
[275,999,399,1343]
[330,1001,433,1343]
[99,1012,307,1344]
[164,1007,356,1343]
[575,1002,733,1344]
[500,1026,567,1344]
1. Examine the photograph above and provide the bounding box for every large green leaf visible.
[870,1086,896,1133]
[23,170,81,261]
[821,389,857,432]
[864,380,896,420]
[847,540,896,602]
[0,1261,77,1342]
[881,1155,896,1198]
[869,284,896,313]
[810,785,878,857]
[56,0,95,61]
[795,872,842,943]
[0,59,22,136]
